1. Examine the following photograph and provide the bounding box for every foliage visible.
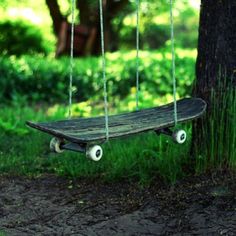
[115,0,200,49]
[0,20,50,56]
[0,47,196,105]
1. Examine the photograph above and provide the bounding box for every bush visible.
[0,20,49,56]
[0,47,196,104]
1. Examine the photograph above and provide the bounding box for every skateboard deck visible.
[26,98,206,144]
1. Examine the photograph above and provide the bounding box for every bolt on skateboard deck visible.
[26,98,206,160]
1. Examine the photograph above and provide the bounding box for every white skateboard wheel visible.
[172,130,187,144]
[50,137,64,153]
[86,145,103,161]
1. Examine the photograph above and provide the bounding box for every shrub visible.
[0,48,196,104]
[0,20,49,56]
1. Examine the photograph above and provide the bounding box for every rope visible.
[68,0,76,118]
[99,0,109,140]
[135,0,140,111]
[170,0,178,125]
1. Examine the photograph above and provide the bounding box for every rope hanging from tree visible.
[135,0,140,111]
[68,0,76,118]
[99,0,109,141]
[68,0,178,140]
[170,0,178,125]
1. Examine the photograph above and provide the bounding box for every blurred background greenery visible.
[0,0,200,55]
[0,0,200,107]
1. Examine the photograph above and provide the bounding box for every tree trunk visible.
[106,0,129,51]
[192,0,236,168]
[45,0,129,56]
[45,0,64,36]
[107,0,129,18]
[77,0,97,26]
[77,0,129,53]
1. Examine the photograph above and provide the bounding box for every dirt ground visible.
[0,172,235,236]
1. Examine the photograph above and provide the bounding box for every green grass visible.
[195,87,236,172]
[0,88,235,184]
[0,102,192,184]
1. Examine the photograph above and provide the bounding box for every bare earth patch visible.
[0,172,235,235]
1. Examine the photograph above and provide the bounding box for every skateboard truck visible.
[50,138,103,161]
[155,128,187,144]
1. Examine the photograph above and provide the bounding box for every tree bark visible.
[192,0,236,164]
[195,0,236,96]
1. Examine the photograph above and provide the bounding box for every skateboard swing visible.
[26,0,206,161]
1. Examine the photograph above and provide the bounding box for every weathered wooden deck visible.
[26,98,206,143]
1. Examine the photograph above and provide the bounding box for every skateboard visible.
[26,98,206,161]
